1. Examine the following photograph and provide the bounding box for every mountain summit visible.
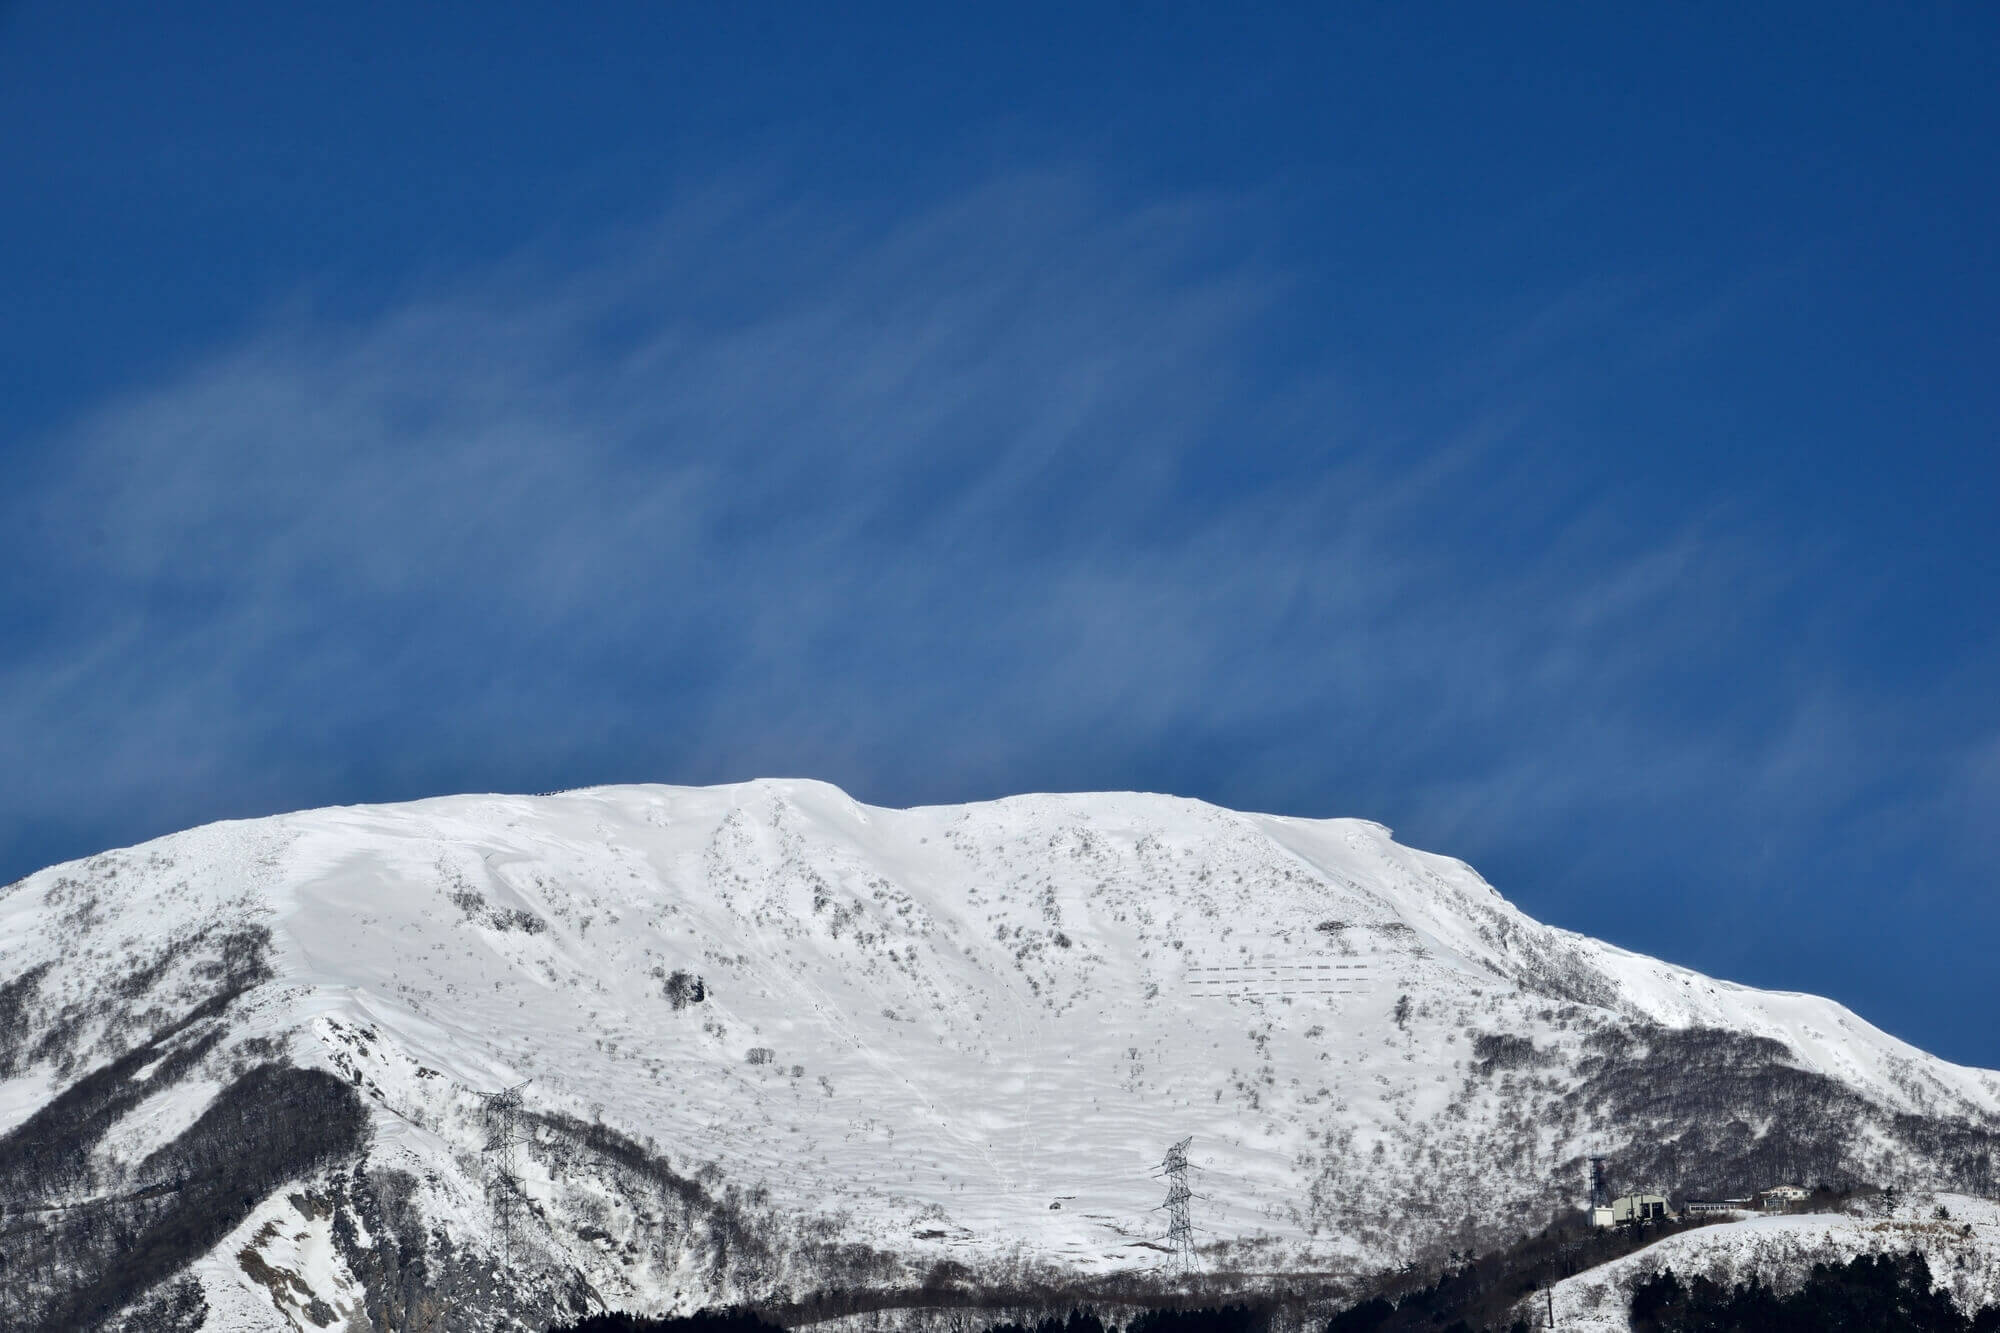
[4,780,1996,1330]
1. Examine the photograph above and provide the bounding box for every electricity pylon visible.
[1156,1135,1197,1277]
[475,1080,532,1262]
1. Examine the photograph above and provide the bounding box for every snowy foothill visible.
[1531,1194,2000,1331]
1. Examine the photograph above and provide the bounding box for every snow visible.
[4,778,1996,1329]
[194,1186,368,1331]
[1533,1194,2000,1331]
[95,1073,226,1171]
[0,1066,56,1137]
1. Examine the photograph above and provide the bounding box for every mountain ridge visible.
[3,779,1996,1331]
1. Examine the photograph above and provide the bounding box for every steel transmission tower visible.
[475,1080,533,1262]
[1157,1135,1197,1276]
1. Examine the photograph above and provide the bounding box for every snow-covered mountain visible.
[4,780,1998,1331]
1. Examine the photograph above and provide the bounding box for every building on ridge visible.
[1592,1193,1672,1226]
[1683,1197,1755,1217]
[1757,1184,1810,1211]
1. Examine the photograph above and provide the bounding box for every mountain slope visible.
[3,780,1997,1331]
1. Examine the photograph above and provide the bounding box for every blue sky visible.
[3,4,1997,1063]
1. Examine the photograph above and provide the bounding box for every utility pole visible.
[475,1080,532,1263]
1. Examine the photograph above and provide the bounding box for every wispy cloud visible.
[6,170,1993,1053]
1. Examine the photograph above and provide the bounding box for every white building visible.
[1591,1193,1672,1226]
[1683,1198,1754,1216]
[1758,1184,1810,1210]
